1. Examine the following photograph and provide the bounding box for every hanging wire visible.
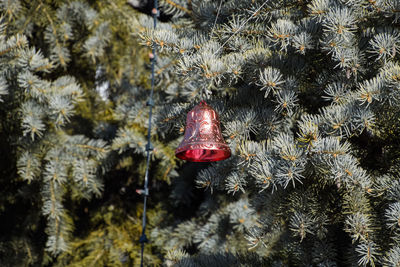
[209,0,223,39]
[204,0,267,98]
[139,1,158,266]
[201,0,223,100]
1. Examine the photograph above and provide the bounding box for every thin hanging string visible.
[213,0,269,56]
[203,0,268,99]
[201,0,223,100]
[209,0,223,39]
[139,0,158,266]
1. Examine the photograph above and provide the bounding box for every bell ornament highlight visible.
[175,101,231,162]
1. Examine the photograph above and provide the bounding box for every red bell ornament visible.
[175,101,231,162]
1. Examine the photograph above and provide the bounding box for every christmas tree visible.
[1,0,400,266]
[140,0,400,266]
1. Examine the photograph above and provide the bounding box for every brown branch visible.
[42,6,67,67]
[164,0,192,15]
[76,144,107,153]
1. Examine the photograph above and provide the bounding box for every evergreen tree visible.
[2,0,400,266]
[0,1,175,265]
[138,0,400,266]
